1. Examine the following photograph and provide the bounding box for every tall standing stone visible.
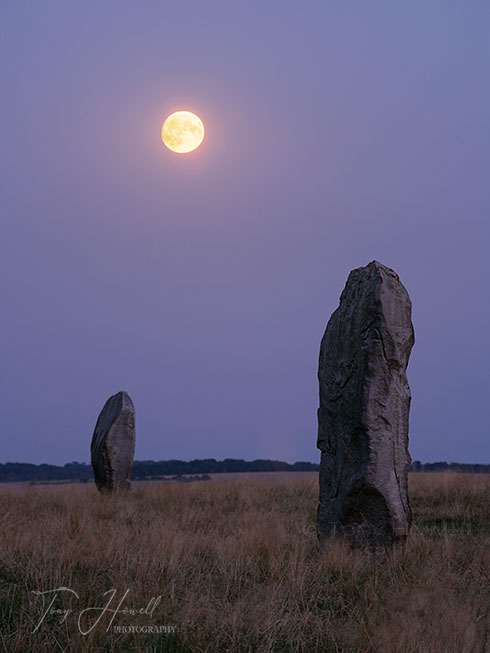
[317,261,414,557]
[91,391,136,492]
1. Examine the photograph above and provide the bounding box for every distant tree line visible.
[0,459,319,483]
[0,459,488,483]
[410,461,490,473]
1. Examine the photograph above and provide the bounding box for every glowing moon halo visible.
[161,111,205,154]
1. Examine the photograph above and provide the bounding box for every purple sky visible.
[1,2,489,465]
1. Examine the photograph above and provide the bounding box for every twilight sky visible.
[1,2,489,465]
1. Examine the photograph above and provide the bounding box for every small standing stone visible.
[317,261,414,558]
[91,391,136,492]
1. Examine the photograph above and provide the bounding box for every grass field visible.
[1,472,489,652]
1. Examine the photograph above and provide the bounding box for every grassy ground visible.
[0,472,488,652]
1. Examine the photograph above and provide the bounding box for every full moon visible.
[161,111,205,154]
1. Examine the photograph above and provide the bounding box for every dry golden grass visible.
[0,472,489,652]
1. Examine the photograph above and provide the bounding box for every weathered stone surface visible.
[317,261,414,557]
[91,391,135,492]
